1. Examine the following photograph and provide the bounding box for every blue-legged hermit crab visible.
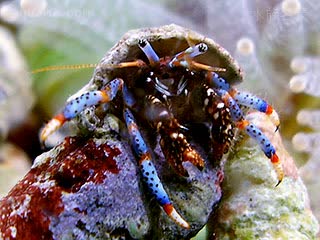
[38,25,283,229]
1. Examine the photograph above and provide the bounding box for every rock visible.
[0,123,223,239]
[210,112,319,239]
[0,24,237,239]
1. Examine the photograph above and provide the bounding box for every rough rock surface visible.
[210,112,319,240]
[0,122,223,239]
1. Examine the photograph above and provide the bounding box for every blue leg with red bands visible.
[207,72,231,91]
[244,123,277,159]
[207,72,280,128]
[240,121,283,186]
[123,108,190,228]
[232,91,269,112]
[123,84,136,108]
[62,91,105,120]
[40,78,123,143]
[217,89,243,122]
[231,91,280,129]
[218,89,283,185]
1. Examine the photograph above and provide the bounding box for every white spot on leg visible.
[217,102,225,109]
[204,98,209,107]
[206,88,214,96]
[170,132,178,139]
[9,226,17,238]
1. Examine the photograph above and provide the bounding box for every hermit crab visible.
[39,24,283,229]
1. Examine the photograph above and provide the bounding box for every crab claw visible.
[160,132,204,177]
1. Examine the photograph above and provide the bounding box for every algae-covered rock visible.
[211,112,319,239]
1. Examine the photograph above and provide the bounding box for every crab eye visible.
[138,38,160,64]
[198,43,208,53]
[138,39,147,48]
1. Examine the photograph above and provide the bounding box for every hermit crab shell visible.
[90,24,243,89]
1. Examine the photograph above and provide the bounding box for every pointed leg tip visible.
[268,109,280,130]
[275,179,282,187]
[163,203,190,229]
[39,115,66,144]
[39,131,48,146]
[183,222,191,229]
[174,213,190,229]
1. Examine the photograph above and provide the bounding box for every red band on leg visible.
[163,203,173,215]
[271,154,280,163]
[266,105,274,115]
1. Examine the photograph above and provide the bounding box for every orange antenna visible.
[31,63,99,74]
[32,60,147,74]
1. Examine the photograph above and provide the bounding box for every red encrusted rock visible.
[0,134,223,239]
[0,137,123,239]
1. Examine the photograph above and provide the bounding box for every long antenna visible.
[31,63,99,74]
[31,60,147,74]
